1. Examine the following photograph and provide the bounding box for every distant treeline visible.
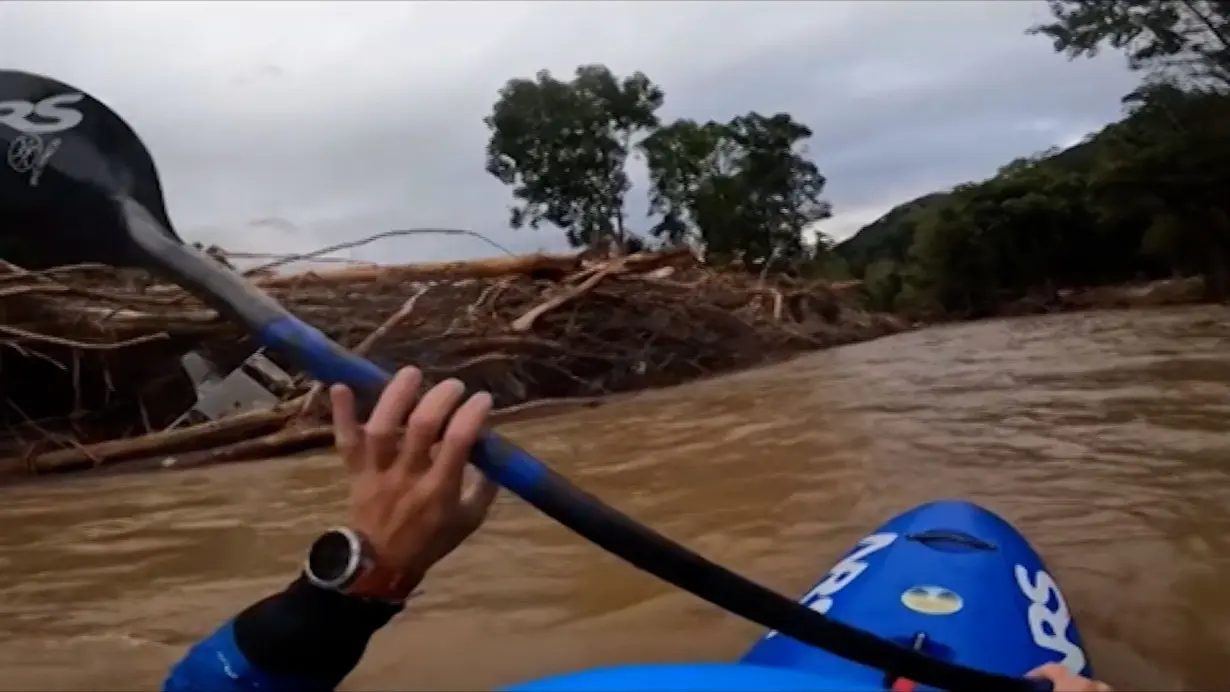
[833,0,1230,317]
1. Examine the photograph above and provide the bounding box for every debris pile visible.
[0,246,902,482]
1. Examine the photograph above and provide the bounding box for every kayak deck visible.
[505,500,1091,692]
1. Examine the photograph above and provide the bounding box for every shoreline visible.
[1,248,905,483]
[0,272,1214,488]
[0,332,907,487]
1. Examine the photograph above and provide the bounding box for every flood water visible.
[0,305,1228,691]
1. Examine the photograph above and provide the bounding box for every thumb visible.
[1026,664,1067,680]
[460,471,500,526]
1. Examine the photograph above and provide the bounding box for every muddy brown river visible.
[0,306,1228,691]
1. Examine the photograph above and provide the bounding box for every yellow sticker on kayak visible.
[900,585,964,615]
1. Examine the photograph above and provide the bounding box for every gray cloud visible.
[2,0,1141,265]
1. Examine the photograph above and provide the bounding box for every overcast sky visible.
[2,0,1141,266]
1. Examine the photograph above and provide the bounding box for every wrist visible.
[291,574,407,624]
[229,575,406,686]
[304,527,422,604]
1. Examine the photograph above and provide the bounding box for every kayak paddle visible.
[0,70,1047,692]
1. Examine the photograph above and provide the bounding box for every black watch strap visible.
[293,575,405,625]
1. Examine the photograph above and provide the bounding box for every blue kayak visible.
[506,500,1092,692]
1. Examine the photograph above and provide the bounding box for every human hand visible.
[330,367,499,586]
[1027,663,1112,692]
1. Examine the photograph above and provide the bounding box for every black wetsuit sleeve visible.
[230,575,406,689]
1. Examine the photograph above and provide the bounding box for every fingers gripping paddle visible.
[0,71,1047,692]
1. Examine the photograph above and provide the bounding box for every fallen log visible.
[24,402,301,474]
[512,259,626,332]
[254,252,585,287]
[252,247,696,288]
[161,424,335,471]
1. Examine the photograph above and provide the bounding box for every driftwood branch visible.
[20,403,300,475]
[244,229,518,277]
[511,260,625,332]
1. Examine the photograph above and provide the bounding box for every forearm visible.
[163,576,405,692]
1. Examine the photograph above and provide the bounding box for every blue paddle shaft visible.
[258,317,548,495]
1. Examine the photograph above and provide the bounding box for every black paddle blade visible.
[0,69,179,268]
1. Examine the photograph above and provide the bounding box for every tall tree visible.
[1029,0,1230,89]
[640,118,736,247]
[641,112,831,269]
[724,112,832,266]
[483,65,663,250]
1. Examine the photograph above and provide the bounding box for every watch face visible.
[308,530,355,585]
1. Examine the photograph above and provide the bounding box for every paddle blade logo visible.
[0,93,83,188]
[0,93,85,135]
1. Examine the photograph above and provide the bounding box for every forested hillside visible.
[835,0,1230,317]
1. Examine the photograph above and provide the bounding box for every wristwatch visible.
[304,527,417,604]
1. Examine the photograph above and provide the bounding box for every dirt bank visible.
[996,276,1210,317]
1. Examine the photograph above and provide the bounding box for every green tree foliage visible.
[833,192,947,279]
[483,65,663,250]
[638,118,736,248]
[1087,84,1230,296]
[640,113,831,269]
[1029,0,1230,89]
[484,65,832,269]
[835,1,1230,316]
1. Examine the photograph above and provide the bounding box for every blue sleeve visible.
[162,578,403,692]
[163,620,330,692]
